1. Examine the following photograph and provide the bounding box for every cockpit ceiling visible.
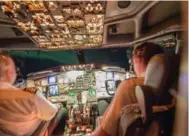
[1,1,106,49]
[0,1,182,50]
[105,1,148,20]
[146,1,180,27]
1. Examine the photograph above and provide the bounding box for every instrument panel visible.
[1,1,106,49]
[34,71,96,96]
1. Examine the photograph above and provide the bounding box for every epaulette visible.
[23,87,37,94]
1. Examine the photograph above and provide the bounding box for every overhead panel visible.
[1,1,106,49]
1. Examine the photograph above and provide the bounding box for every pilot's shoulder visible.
[23,87,37,94]
[120,77,142,86]
[122,77,137,83]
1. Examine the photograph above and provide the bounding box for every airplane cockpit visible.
[0,1,187,136]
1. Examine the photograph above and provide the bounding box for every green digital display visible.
[88,88,96,96]
[69,91,76,98]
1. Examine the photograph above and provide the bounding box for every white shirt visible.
[0,82,58,136]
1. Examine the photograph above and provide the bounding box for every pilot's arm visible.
[34,91,58,121]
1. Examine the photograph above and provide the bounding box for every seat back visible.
[118,54,180,136]
[98,99,109,116]
[137,54,180,136]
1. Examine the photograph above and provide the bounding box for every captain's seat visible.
[118,54,180,136]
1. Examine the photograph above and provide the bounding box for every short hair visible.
[133,42,164,65]
[0,53,12,78]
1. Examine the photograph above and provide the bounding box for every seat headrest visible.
[144,54,169,95]
[144,54,180,104]
[135,54,179,123]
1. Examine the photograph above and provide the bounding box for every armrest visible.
[135,85,175,123]
[118,104,142,136]
[152,98,175,113]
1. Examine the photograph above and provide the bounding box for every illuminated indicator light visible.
[89,88,96,96]
[91,64,94,68]
[95,3,103,11]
